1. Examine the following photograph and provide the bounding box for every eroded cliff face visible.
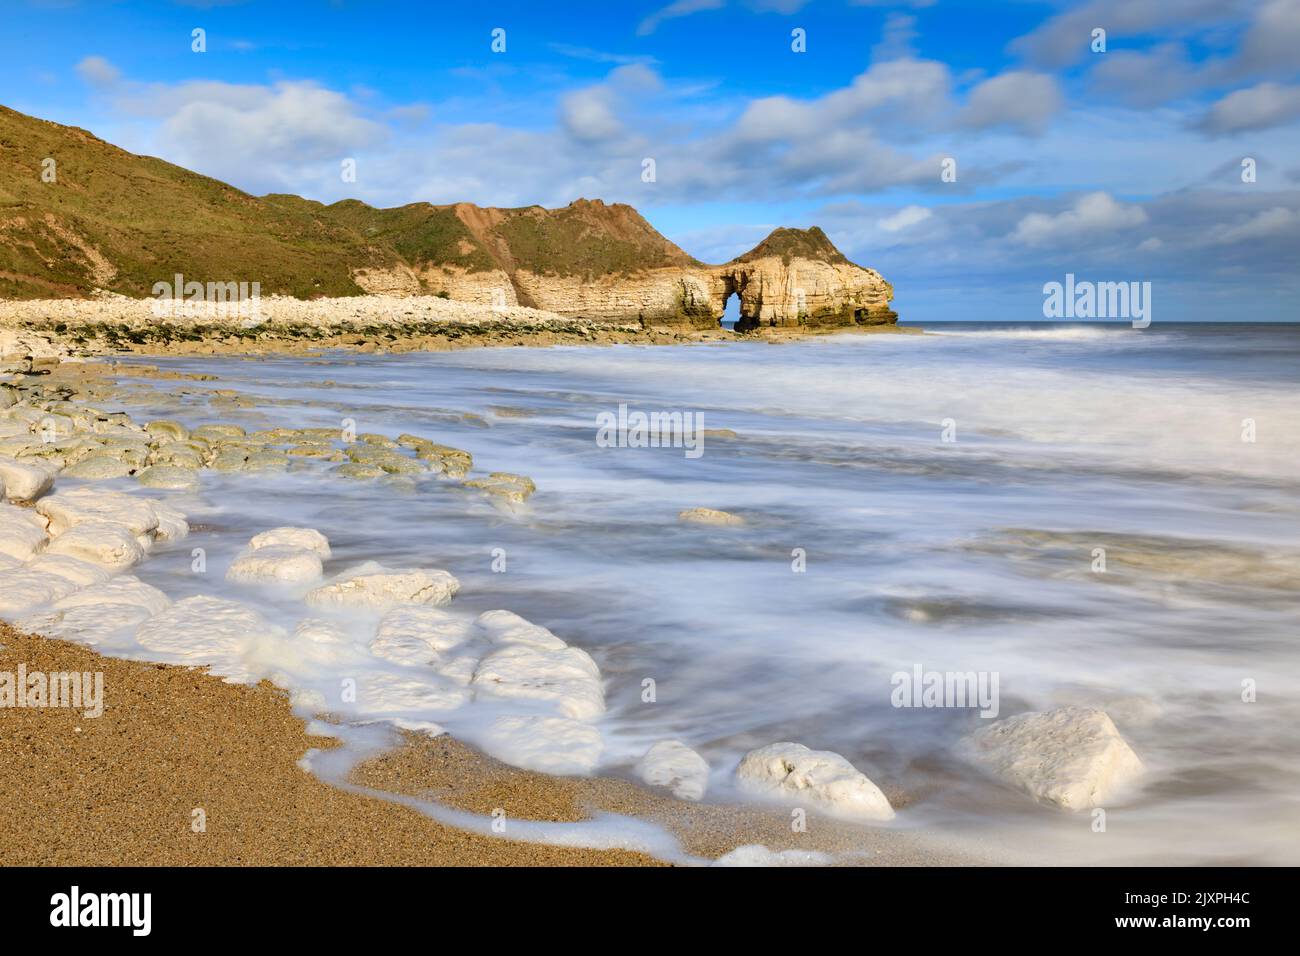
[0,106,896,324]
[372,207,896,331]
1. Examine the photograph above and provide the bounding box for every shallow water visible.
[100,322,1300,864]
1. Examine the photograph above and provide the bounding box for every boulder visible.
[0,505,48,561]
[481,714,603,775]
[474,609,567,650]
[636,740,710,801]
[45,520,145,572]
[967,706,1144,810]
[248,527,331,558]
[305,563,459,610]
[226,545,323,584]
[136,465,200,491]
[0,456,55,501]
[62,454,134,480]
[735,742,895,822]
[36,487,158,537]
[678,507,744,527]
[471,644,605,720]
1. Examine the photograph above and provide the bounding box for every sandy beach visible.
[0,340,982,868]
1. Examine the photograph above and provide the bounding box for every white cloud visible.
[1012,192,1148,246]
[637,0,725,36]
[878,205,932,231]
[959,72,1063,135]
[75,56,120,89]
[1198,82,1300,134]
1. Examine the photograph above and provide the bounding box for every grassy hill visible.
[0,104,855,301]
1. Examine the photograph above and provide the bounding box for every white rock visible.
[134,595,276,680]
[471,644,605,719]
[0,456,55,501]
[378,605,477,653]
[149,501,189,544]
[53,576,171,615]
[25,553,112,588]
[475,609,567,650]
[45,520,145,572]
[293,618,351,645]
[0,505,48,561]
[967,706,1144,811]
[711,846,832,867]
[37,487,158,537]
[249,527,331,558]
[305,562,459,610]
[678,507,745,527]
[636,740,710,801]
[226,545,323,584]
[735,742,895,822]
[482,714,603,775]
[21,602,154,646]
[354,671,470,714]
[0,568,78,615]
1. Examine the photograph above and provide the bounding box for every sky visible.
[3,0,1299,321]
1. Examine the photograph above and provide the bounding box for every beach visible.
[3,318,1299,867]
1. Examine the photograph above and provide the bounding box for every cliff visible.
[0,104,895,329]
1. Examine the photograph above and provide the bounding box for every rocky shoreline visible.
[0,293,917,364]
[0,350,1146,866]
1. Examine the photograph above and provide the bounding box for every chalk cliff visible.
[0,105,896,329]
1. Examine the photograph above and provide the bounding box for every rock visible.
[967,706,1144,810]
[293,618,351,645]
[146,420,189,441]
[62,454,134,480]
[464,472,536,503]
[45,520,145,572]
[36,487,158,537]
[334,462,384,480]
[370,606,476,665]
[22,602,154,646]
[248,527,331,558]
[678,507,744,527]
[226,545,324,584]
[353,671,470,716]
[53,576,172,615]
[735,742,895,822]
[0,567,78,614]
[474,609,567,650]
[25,553,112,588]
[192,424,245,442]
[711,846,832,867]
[136,465,200,491]
[305,562,460,610]
[636,740,710,801]
[149,502,189,544]
[0,456,55,501]
[0,505,48,561]
[134,595,276,681]
[471,643,605,720]
[481,714,603,775]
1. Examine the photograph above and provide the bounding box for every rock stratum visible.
[0,104,896,330]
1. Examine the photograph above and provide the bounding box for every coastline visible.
[0,624,985,866]
[0,346,984,869]
[0,293,916,363]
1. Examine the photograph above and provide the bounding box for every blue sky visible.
[3,0,1299,321]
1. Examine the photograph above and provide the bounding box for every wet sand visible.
[0,623,660,866]
[1,623,985,866]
